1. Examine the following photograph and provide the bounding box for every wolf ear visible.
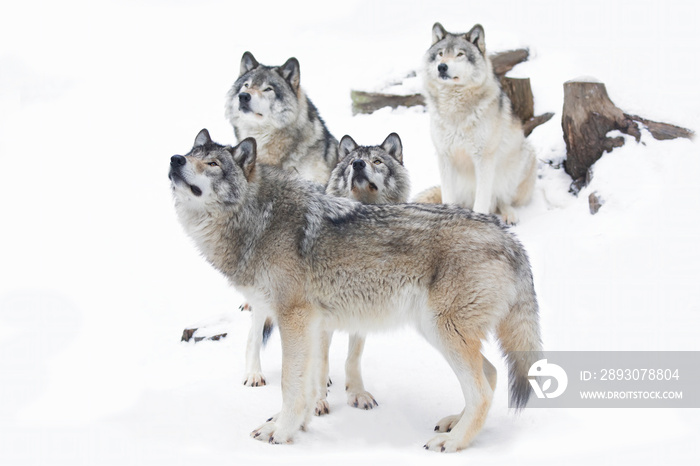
[381,133,403,165]
[231,138,257,180]
[432,22,447,44]
[279,57,300,91]
[466,24,486,55]
[240,51,259,76]
[338,135,358,158]
[194,129,212,147]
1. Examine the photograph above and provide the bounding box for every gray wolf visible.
[326,132,410,204]
[422,23,536,224]
[225,51,338,185]
[169,129,542,452]
[324,133,411,411]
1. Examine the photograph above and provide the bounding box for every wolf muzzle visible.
[169,155,202,196]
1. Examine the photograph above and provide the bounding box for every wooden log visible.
[624,114,694,141]
[491,48,530,78]
[351,90,425,115]
[523,112,555,137]
[181,327,227,343]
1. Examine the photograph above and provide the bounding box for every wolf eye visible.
[456,51,465,57]
[437,51,443,57]
[263,87,273,92]
[208,161,219,167]
[373,159,382,165]
[243,83,249,88]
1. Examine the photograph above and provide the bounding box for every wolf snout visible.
[171,155,186,167]
[352,159,366,171]
[437,63,448,73]
[239,92,252,103]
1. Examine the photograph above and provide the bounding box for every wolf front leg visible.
[314,330,331,416]
[345,334,378,409]
[251,305,320,444]
[472,158,496,215]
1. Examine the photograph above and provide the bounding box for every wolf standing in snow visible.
[225,52,338,185]
[169,129,542,452]
[421,23,536,224]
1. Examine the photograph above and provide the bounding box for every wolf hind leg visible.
[421,319,494,453]
[433,353,497,433]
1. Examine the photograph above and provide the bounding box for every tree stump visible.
[501,77,534,122]
[500,77,554,136]
[562,80,694,192]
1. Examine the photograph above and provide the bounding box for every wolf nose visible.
[239,92,251,103]
[352,159,366,171]
[171,155,186,167]
[438,63,448,73]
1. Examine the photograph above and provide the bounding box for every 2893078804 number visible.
[600,368,680,381]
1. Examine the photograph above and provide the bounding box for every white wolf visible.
[422,23,536,224]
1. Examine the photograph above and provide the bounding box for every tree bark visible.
[562,81,641,189]
[501,77,534,121]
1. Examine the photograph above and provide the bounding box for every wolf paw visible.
[347,391,378,410]
[239,302,252,312]
[243,372,266,387]
[423,432,465,453]
[433,413,460,433]
[314,399,330,416]
[498,206,519,225]
[250,421,294,445]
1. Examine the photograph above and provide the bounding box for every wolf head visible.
[326,133,410,205]
[225,52,302,132]
[169,129,257,212]
[424,23,490,89]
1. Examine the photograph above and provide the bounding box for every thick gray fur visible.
[169,130,543,451]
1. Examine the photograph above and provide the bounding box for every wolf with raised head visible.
[225,52,337,185]
[422,23,536,224]
[169,129,542,452]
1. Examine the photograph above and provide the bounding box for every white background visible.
[1,0,699,464]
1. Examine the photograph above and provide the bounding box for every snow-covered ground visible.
[1,0,699,464]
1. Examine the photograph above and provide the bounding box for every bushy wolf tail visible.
[497,284,543,411]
